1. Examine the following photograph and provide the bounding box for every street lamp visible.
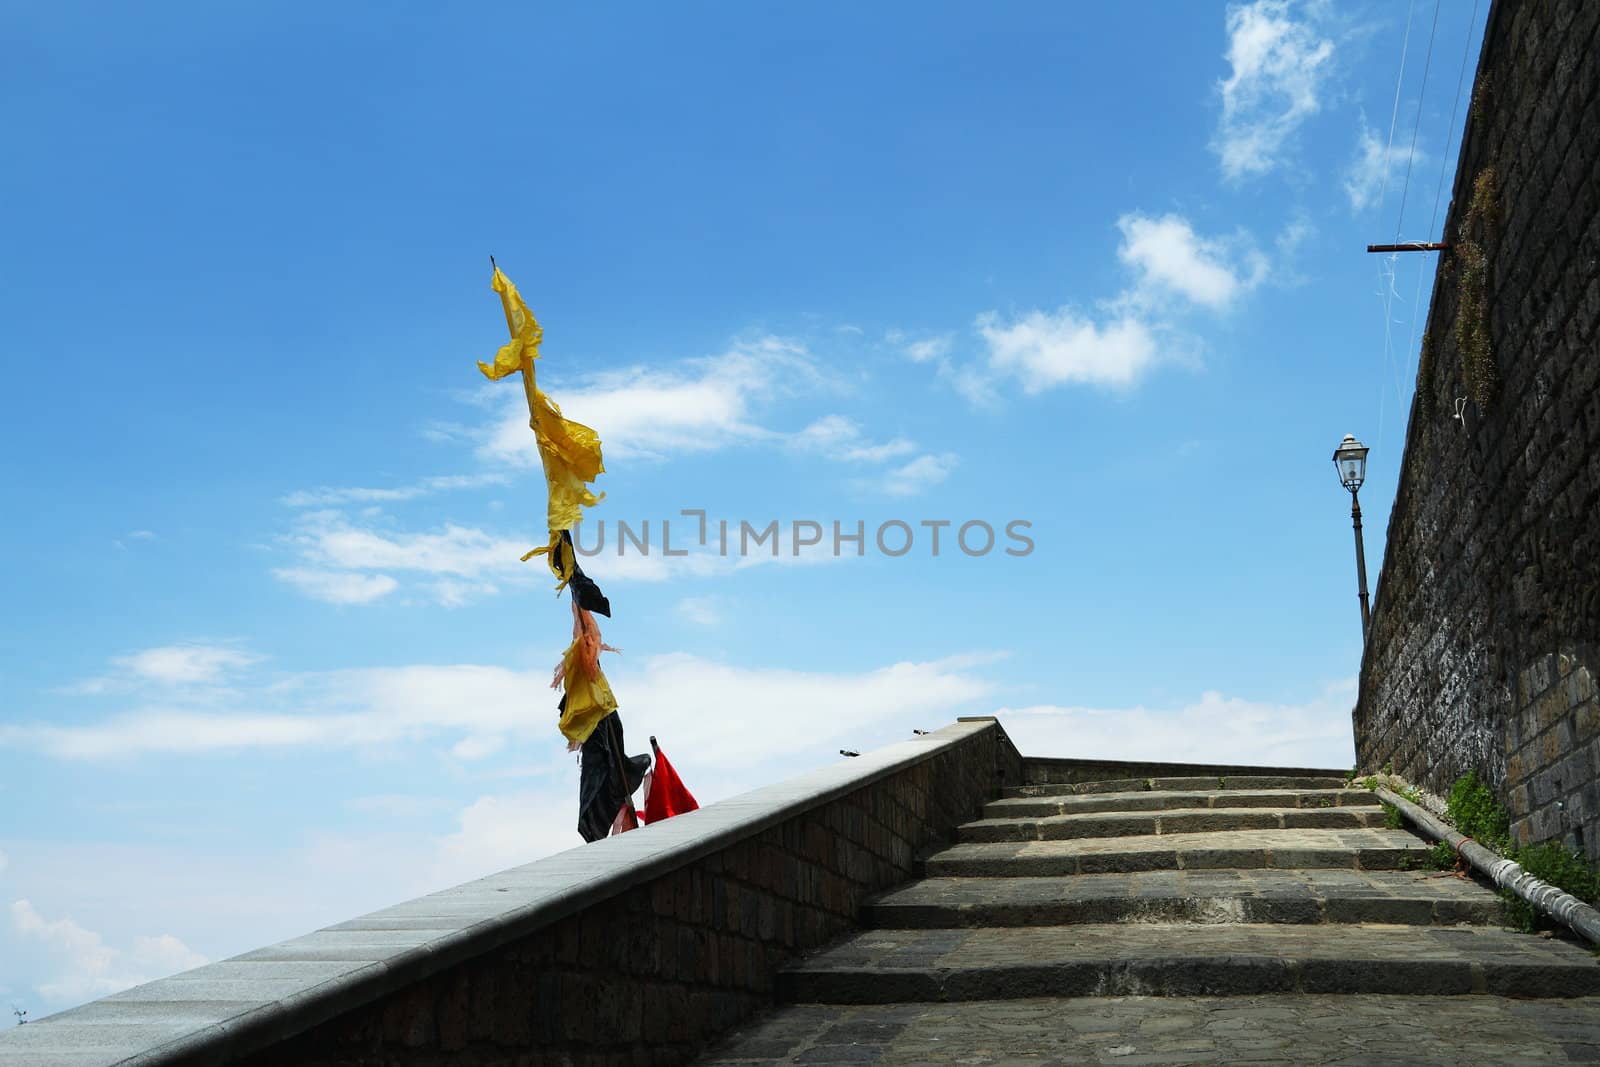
[1333,433,1371,638]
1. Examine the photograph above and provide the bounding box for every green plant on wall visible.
[1441,771,1600,933]
[1470,76,1492,139]
[1415,331,1435,423]
[1446,770,1511,851]
[1454,168,1499,411]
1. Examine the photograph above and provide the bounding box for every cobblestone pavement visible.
[1009,775,1351,797]
[960,805,1387,842]
[927,828,1431,875]
[866,869,1505,927]
[701,995,1600,1065]
[779,923,1600,1000]
[699,768,1600,1065]
[788,921,1597,972]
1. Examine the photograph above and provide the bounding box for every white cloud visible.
[1343,122,1426,212]
[273,568,399,605]
[876,454,957,497]
[450,734,506,761]
[273,508,735,605]
[346,794,455,818]
[1213,0,1334,180]
[286,512,528,579]
[56,677,114,696]
[128,530,155,541]
[996,678,1358,769]
[113,645,261,686]
[791,416,917,464]
[274,511,539,606]
[479,337,813,465]
[9,899,207,1003]
[889,331,1003,409]
[282,473,510,509]
[976,308,1158,393]
[968,210,1274,398]
[904,336,953,364]
[1116,213,1265,310]
[0,653,995,765]
[433,793,588,880]
[677,596,723,626]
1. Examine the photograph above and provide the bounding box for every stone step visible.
[700,995,1600,1064]
[1002,774,1352,799]
[864,870,1505,928]
[983,787,1380,820]
[776,924,1600,1003]
[924,828,1431,877]
[959,805,1386,843]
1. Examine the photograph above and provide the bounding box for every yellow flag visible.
[555,636,619,744]
[477,267,543,381]
[532,388,605,532]
[478,264,606,536]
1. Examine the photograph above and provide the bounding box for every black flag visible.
[576,710,648,842]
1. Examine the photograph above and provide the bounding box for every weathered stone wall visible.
[232,721,1014,1067]
[1355,0,1600,860]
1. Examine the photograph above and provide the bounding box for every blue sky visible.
[2,1,1484,1017]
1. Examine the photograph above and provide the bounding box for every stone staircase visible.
[703,768,1600,1064]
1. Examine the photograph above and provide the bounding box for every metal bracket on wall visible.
[1366,242,1452,253]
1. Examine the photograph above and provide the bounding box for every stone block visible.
[1510,783,1532,817]
[1538,686,1571,732]
[1573,667,1597,706]
[1544,729,1563,765]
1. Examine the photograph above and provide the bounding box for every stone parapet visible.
[0,718,1014,1067]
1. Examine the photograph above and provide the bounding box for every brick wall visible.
[1355,0,1600,860]
[230,720,1014,1066]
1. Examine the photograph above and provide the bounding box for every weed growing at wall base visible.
[1425,840,1458,871]
[1441,772,1599,933]
[1446,771,1511,852]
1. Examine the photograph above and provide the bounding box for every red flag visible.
[643,736,699,823]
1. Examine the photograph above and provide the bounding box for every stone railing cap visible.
[0,718,999,1067]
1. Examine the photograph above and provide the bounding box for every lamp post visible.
[1333,434,1372,638]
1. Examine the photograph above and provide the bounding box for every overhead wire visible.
[1427,0,1482,243]
[1397,0,1484,435]
[1374,0,1418,458]
[1394,0,1444,416]
[1395,0,1443,244]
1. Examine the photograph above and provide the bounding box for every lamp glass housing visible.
[1333,434,1369,492]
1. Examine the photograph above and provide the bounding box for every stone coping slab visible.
[699,994,1600,1065]
[865,870,1506,928]
[0,719,999,1067]
[778,924,1600,1002]
[925,828,1433,876]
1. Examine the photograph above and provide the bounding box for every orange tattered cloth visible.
[552,597,619,744]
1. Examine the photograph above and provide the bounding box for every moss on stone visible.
[1454,167,1499,412]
